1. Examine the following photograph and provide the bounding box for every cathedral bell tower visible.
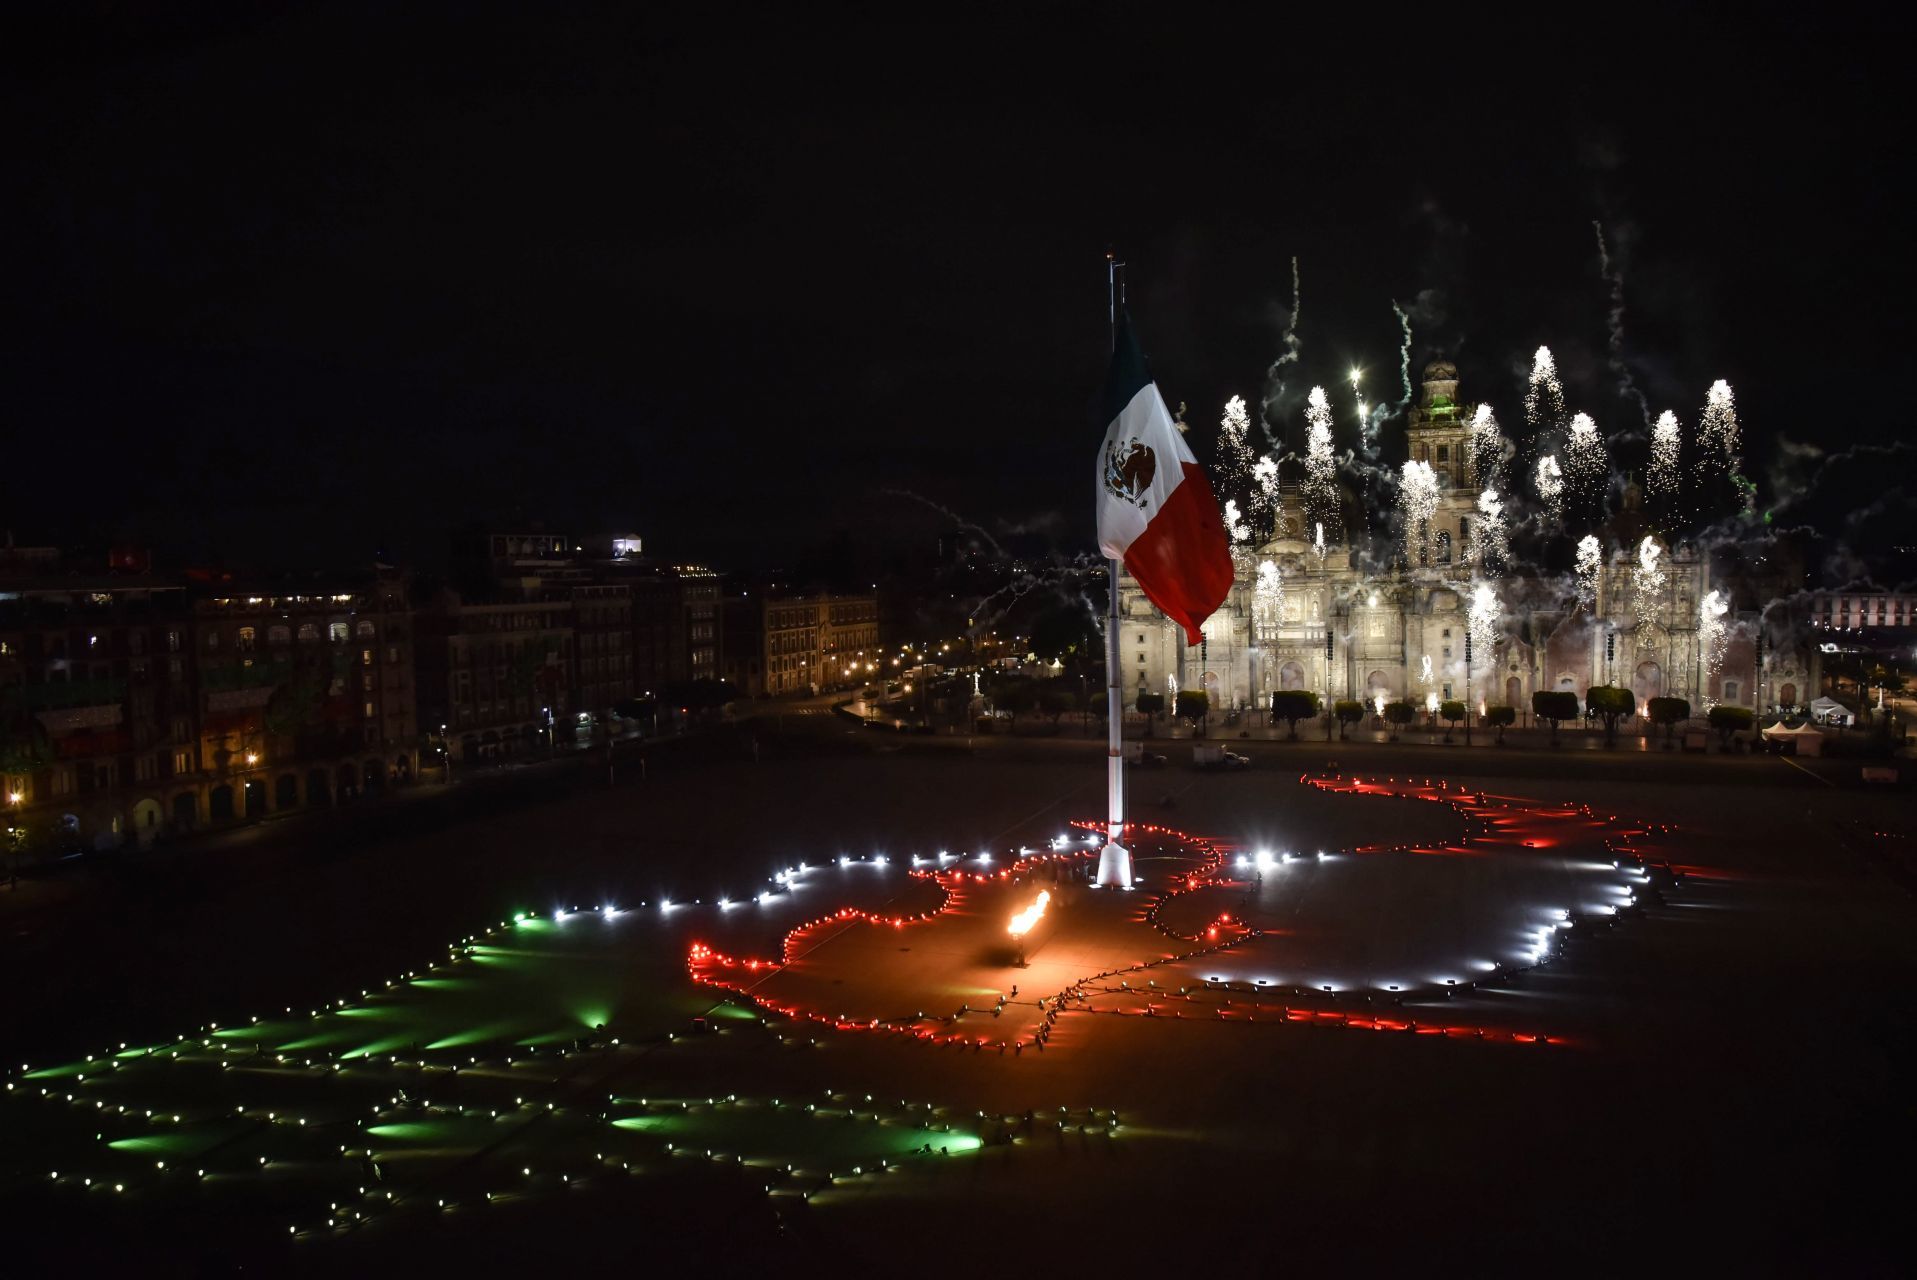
[1404,359,1480,570]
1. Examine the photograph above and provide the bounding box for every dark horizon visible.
[7,8,1914,578]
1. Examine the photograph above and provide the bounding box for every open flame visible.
[1008,890,1051,938]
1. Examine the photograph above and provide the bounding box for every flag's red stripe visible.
[1123,461,1233,645]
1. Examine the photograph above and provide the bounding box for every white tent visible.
[1807,696,1853,726]
[1762,721,1828,756]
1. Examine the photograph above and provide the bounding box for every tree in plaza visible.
[1038,684,1076,731]
[1333,699,1366,741]
[1175,690,1210,735]
[1483,704,1517,744]
[1269,689,1320,741]
[1382,700,1416,742]
[1585,685,1637,746]
[1135,691,1165,738]
[1646,696,1691,745]
[1439,699,1466,742]
[1532,690,1579,745]
[1708,704,1754,750]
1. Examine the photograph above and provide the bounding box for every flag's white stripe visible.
[1096,381,1194,560]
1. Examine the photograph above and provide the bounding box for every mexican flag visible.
[1095,315,1234,644]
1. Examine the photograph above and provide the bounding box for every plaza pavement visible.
[1,721,1912,1273]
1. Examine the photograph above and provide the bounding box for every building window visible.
[362,648,374,667]
[357,620,376,638]
[364,701,376,718]
[1724,680,1740,701]
[237,627,256,652]
[166,630,181,652]
[173,749,194,775]
[269,625,291,646]
[329,622,349,643]
[206,631,219,651]
[298,622,320,641]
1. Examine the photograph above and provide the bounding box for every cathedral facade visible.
[1117,362,1815,718]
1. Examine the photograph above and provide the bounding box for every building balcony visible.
[10,677,128,710]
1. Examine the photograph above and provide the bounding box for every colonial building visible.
[724,590,882,697]
[415,593,573,763]
[190,571,419,820]
[1,557,193,850]
[1120,361,1814,719]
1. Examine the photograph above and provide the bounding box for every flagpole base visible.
[1095,842,1133,890]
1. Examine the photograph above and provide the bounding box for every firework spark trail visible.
[1258,257,1303,446]
[1360,303,1415,456]
[1536,454,1564,523]
[1699,589,1729,706]
[1594,221,1652,428]
[1632,536,1665,634]
[881,488,1007,560]
[1469,403,1504,492]
[1648,410,1681,505]
[1564,412,1608,505]
[1475,487,1508,572]
[1398,459,1440,565]
[1420,654,1434,689]
[1576,534,1602,608]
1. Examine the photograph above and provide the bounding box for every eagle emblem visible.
[1104,437,1157,508]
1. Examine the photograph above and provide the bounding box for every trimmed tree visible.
[1533,690,1579,745]
[1484,704,1517,744]
[1647,696,1691,745]
[1439,699,1467,742]
[1333,699,1366,741]
[1708,704,1754,750]
[1038,685,1076,731]
[1586,685,1637,746]
[1269,689,1321,740]
[1382,699,1416,741]
[1135,691,1165,738]
[1174,690,1210,735]
[994,679,1038,731]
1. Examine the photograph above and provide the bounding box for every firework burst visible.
[1647,410,1681,505]
[1468,581,1500,699]
[1699,589,1729,706]
[1474,487,1508,572]
[1303,385,1338,537]
[1575,535,1602,608]
[1535,454,1564,522]
[1254,559,1283,630]
[1632,536,1664,634]
[1563,411,1607,506]
[1469,403,1504,492]
[1525,346,1565,434]
[1699,380,1739,460]
[1398,460,1440,565]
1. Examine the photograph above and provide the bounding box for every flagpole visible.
[1098,252,1133,889]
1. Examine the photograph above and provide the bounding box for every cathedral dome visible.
[1421,359,1457,383]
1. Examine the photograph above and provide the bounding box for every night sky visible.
[8,8,1913,574]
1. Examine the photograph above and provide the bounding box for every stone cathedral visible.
[1117,361,1814,718]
